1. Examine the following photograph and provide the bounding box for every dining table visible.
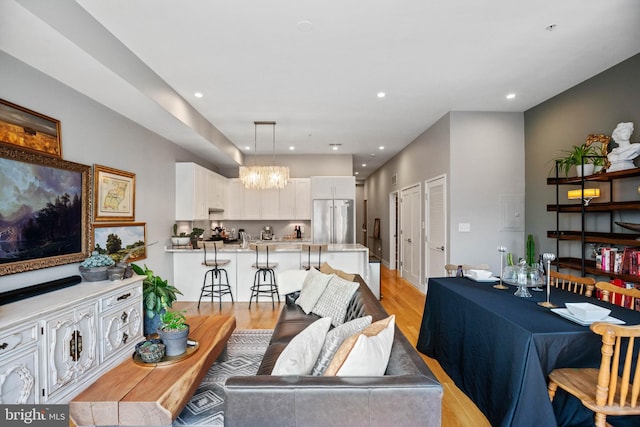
[416,276,640,427]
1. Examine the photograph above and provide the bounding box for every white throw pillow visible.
[277,269,310,295]
[311,315,372,375]
[324,315,395,376]
[271,317,332,375]
[311,275,359,326]
[295,268,334,314]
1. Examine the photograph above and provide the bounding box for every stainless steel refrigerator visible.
[313,199,355,244]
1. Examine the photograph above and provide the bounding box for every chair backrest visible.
[203,240,224,264]
[549,270,595,297]
[596,281,640,309]
[589,322,640,409]
[302,244,328,269]
[444,263,490,277]
[250,243,277,267]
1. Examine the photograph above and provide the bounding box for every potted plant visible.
[79,251,115,281]
[171,223,190,246]
[131,263,183,336]
[551,143,599,177]
[158,310,190,356]
[189,227,205,249]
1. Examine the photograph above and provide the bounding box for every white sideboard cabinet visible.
[0,275,143,404]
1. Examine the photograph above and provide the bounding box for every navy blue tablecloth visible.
[416,277,640,427]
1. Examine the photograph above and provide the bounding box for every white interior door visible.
[426,175,447,282]
[400,184,421,290]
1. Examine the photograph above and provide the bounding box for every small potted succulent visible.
[79,251,115,281]
[171,223,190,246]
[157,310,190,356]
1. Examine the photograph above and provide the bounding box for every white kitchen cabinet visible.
[226,179,245,219]
[310,176,355,200]
[0,323,39,404]
[0,276,143,404]
[280,179,311,219]
[176,162,226,220]
[227,179,281,220]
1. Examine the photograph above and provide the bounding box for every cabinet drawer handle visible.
[0,342,7,350]
[117,292,131,301]
[121,312,128,323]
[122,332,128,344]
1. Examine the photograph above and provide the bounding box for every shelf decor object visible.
[494,245,509,289]
[567,188,600,206]
[538,253,557,308]
[239,121,289,190]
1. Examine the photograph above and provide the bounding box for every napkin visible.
[467,269,493,280]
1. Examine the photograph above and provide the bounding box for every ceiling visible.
[2,0,639,179]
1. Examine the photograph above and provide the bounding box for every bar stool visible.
[249,243,279,308]
[301,244,328,270]
[198,240,233,310]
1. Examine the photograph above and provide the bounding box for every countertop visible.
[165,242,369,253]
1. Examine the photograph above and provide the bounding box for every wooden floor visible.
[174,265,490,427]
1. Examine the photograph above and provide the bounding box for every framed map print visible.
[93,164,135,221]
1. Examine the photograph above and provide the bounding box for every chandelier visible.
[239,121,289,190]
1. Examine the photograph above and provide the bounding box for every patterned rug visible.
[172,329,272,427]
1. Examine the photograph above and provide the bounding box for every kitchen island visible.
[167,242,373,302]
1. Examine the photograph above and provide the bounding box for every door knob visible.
[438,246,445,251]
[407,238,412,243]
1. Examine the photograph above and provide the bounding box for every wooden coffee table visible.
[70,315,236,426]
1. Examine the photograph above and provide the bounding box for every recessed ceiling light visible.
[194,92,203,98]
[355,172,359,175]
[377,92,386,98]
[329,143,341,151]
[362,163,367,167]
[244,146,251,150]
[506,93,516,100]
[289,146,295,150]
[379,146,384,150]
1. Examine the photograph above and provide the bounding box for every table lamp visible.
[494,246,509,289]
[538,253,557,308]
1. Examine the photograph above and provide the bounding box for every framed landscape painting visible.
[93,222,147,262]
[0,144,91,275]
[0,99,62,158]
[93,164,135,221]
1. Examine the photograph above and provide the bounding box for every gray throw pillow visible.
[312,315,372,375]
[311,276,359,327]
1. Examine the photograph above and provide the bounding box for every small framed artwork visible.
[0,98,62,158]
[94,164,135,221]
[93,222,147,262]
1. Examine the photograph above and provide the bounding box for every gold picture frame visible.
[93,164,136,221]
[92,222,147,263]
[0,98,62,158]
[0,144,91,275]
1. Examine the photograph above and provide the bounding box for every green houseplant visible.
[131,263,183,336]
[170,223,190,246]
[552,143,599,177]
[189,227,205,249]
[158,310,190,356]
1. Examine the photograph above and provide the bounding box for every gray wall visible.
[0,53,209,293]
[525,53,640,259]
[365,111,524,281]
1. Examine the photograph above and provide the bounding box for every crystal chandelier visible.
[239,121,289,190]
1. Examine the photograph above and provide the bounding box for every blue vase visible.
[144,310,165,337]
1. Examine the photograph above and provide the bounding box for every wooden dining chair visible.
[444,263,490,277]
[548,322,640,427]
[549,270,595,297]
[595,281,640,310]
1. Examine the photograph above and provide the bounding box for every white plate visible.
[551,308,625,326]
[467,276,499,282]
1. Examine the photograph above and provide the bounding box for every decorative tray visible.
[615,221,640,233]
[132,340,199,366]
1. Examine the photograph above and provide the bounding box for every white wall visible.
[0,53,210,293]
[449,112,525,272]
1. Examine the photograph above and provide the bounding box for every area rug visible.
[172,329,272,427]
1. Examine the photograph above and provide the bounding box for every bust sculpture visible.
[607,122,640,172]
